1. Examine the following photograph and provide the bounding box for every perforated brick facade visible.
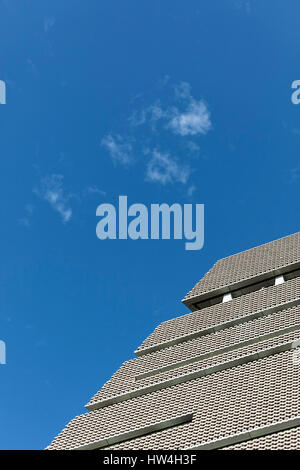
[48,232,300,450]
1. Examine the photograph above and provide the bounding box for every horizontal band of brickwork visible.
[223,425,300,450]
[68,413,193,450]
[87,305,300,407]
[183,232,300,306]
[86,334,300,410]
[92,349,300,451]
[186,417,300,450]
[137,276,300,354]
[49,232,300,450]
[135,323,300,381]
[50,349,300,449]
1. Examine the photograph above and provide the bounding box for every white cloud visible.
[146,150,191,185]
[129,81,212,137]
[167,99,211,136]
[104,80,211,189]
[35,174,72,223]
[101,134,133,165]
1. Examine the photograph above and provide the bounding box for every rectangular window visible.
[222,293,232,303]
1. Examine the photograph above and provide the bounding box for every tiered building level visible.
[48,232,300,450]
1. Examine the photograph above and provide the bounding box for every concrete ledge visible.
[185,416,300,450]
[86,337,300,411]
[70,413,193,450]
[135,297,300,357]
[135,323,300,381]
[182,261,300,310]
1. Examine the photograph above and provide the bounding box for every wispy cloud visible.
[129,81,212,137]
[18,204,35,228]
[186,141,200,156]
[34,174,72,223]
[167,99,211,136]
[187,185,197,197]
[289,168,300,183]
[129,101,165,130]
[103,80,212,189]
[291,128,300,137]
[27,58,38,76]
[25,203,34,214]
[44,17,56,33]
[128,109,147,126]
[167,82,211,136]
[101,134,134,166]
[146,150,191,185]
[84,186,106,196]
[234,0,251,14]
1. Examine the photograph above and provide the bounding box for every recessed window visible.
[222,293,233,303]
[275,275,285,286]
[192,267,299,311]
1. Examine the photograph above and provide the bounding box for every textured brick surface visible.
[49,232,300,450]
[87,306,300,406]
[49,349,300,450]
[137,276,300,353]
[223,426,300,450]
[183,232,300,303]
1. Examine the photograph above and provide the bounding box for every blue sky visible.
[1,0,300,449]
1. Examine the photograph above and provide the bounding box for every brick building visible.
[48,232,300,450]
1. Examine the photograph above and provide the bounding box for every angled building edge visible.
[48,231,300,450]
